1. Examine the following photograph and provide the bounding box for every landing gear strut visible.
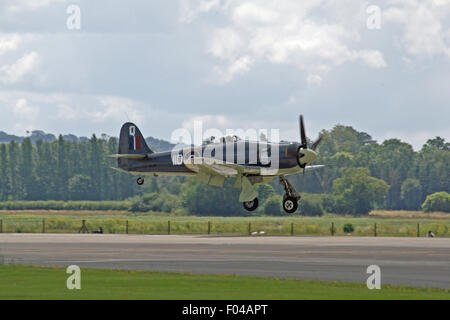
[243,198,259,211]
[136,177,145,185]
[279,176,300,214]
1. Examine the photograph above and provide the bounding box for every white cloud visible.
[13,97,38,116]
[232,2,279,24]
[192,0,387,83]
[179,0,221,23]
[0,91,149,136]
[182,114,231,131]
[4,0,65,14]
[307,74,323,86]
[54,103,78,121]
[0,51,39,84]
[357,50,388,68]
[87,96,145,124]
[11,97,40,133]
[0,34,21,55]
[208,28,244,60]
[0,1,447,150]
[213,55,254,83]
[384,0,450,58]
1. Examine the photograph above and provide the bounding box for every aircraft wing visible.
[184,156,325,187]
[184,158,263,176]
[185,158,324,177]
[184,158,262,186]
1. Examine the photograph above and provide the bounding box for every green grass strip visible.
[0,265,448,300]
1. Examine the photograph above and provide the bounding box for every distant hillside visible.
[0,130,89,144]
[0,130,174,152]
[145,136,175,152]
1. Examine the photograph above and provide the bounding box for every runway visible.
[0,234,449,288]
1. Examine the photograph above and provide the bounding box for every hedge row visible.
[0,201,131,211]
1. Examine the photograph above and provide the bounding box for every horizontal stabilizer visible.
[108,154,147,159]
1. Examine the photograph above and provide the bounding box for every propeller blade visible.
[299,114,307,148]
[311,134,323,151]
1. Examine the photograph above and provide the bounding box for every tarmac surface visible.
[0,234,449,288]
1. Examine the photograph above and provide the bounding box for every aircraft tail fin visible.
[118,122,153,155]
[116,122,153,169]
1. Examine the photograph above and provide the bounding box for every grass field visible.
[0,210,449,237]
[0,265,448,300]
[370,210,450,219]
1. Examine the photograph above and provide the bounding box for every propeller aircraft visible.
[110,115,323,213]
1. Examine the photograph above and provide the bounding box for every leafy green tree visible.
[424,137,450,151]
[56,135,68,200]
[89,134,102,199]
[318,125,374,157]
[263,195,284,216]
[330,152,355,168]
[181,178,245,216]
[256,184,276,205]
[129,192,181,213]
[298,194,323,216]
[422,192,450,213]
[417,141,450,198]
[315,126,375,193]
[106,137,120,200]
[35,140,55,200]
[147,178,160,193]
[371,139,416,209]
[20,138,37,200]
[332,167,390,214]
[343,223,354,233]
[400,178,422,210]
[8,141,22,199]
[68,174,94,200]
[0,144,8,200]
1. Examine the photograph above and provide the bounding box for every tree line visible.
[0,135,138,201]
[301,127,449,211]
[0,126,448,215]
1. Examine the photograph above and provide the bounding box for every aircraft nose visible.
[304,149,318,164]
[298,148,318,166]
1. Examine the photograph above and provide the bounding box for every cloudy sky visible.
[0,0,449,149]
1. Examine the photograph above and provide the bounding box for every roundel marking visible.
[183,149,201,163]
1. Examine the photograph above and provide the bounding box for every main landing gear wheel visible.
[279,176,300,214]
[283,197,298,214]
[136,177,145,185]
[243,198,259,211]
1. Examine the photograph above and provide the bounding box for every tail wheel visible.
[243,198,259,211]
[283,197,298,214]
[136,177,145,185]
